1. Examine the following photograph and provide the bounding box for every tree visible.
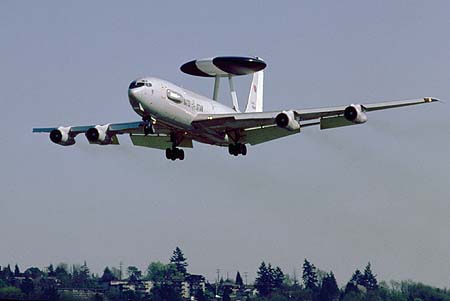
[101,267,117,282]
[110,267,122,280]
[127,266,142,281]
[24,267,43,279]
[3,265,13,281]
[20,277,34,297]
[273,266,285,289]
[147,262,184,299]
[345,269,364,294]
[255,261,273,296]
[0,279,7,288]
[223,285,232,301]
[170,247,188,275]
[319,272,339,301]
[55,263,71,286]
[302,259,318,291]
[14,264,20,277]
[72,262,91,287]
[0,286,24,300]
[235,271,244,287]
[147,262,177,282]
[362,263,378,290]
[47,264,56,277]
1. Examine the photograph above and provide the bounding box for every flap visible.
[244,125,299,145]
[130,134,193,150]
[320,116,356,130]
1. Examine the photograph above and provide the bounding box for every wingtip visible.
[424,97,440,103]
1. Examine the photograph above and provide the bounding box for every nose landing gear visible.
[142,116,154,135]
[228,143,247,156]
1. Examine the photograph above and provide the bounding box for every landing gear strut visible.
[166,147,184,161]
[228,143,247,156]
[142,116,154,135]
[165,132,185,161]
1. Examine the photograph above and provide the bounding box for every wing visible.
[33,121,192,149]
[192,97,438,145]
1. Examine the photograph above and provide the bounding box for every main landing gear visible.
[166,147,184,161]
[165,132,185,161]
[228,143,247,156]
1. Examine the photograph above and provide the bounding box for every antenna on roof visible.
[180,56,266,112]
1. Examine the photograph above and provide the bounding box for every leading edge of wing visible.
[192,97,438,131]
[33,121,144,134]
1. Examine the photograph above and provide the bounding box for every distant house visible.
[110,279,153,293]
[58,288,105,301]
[182,274,206,300]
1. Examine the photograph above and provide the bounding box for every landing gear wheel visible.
[240,144,247,156]
[165,148,172,160]
[178,149,185,160]
[228,143,247,156]
[165,148,184,161]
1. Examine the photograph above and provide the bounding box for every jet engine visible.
[85,124,113,145]
[275,110,300,131]
[49,127,75,146]
[343,104,368,124]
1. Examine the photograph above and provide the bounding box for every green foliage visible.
[255,262,285,297]
[14,264,20,276]
[170,247,188,275]
[400,281,450,301]
[319,272,339,301]
[362,263,378,290]
[24,266,43,279]
[3,259,450,301]
[55,263,71,286]
[255,262,273,296]
[146,262,178,282]
[302,259,318,291]
[47,264,56,277]
[0,279,7,288]
[273,267,284,289]
[0,286,25,299]
[72,262,92,288]
[236,271,244,287]
[20,277,35,296]
[100,267,117,282]
[127,266,142,281]
[147,261,183,301]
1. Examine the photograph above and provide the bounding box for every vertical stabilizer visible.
[245,70,264,112]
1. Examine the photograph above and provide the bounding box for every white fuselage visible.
[128,77,236,145]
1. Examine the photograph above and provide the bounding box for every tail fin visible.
[245,70,264,112]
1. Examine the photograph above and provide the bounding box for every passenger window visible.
[167,89,184,103]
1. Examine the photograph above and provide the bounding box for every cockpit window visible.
[129,81,145,89]
[145,82,152,87]
[167,89,184,103]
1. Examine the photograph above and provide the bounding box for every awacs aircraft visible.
[33,56,438,161]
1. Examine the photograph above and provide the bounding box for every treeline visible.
[1,248,449,301]
[251,259,450,301]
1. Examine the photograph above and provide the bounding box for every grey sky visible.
[1,0,449,287]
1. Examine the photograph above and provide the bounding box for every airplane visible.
[33,56,438,161]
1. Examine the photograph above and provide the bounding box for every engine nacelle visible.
[343,104,368,124]
[49,127,75,146]
[85,124,113,145]
[275,110,300,131]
